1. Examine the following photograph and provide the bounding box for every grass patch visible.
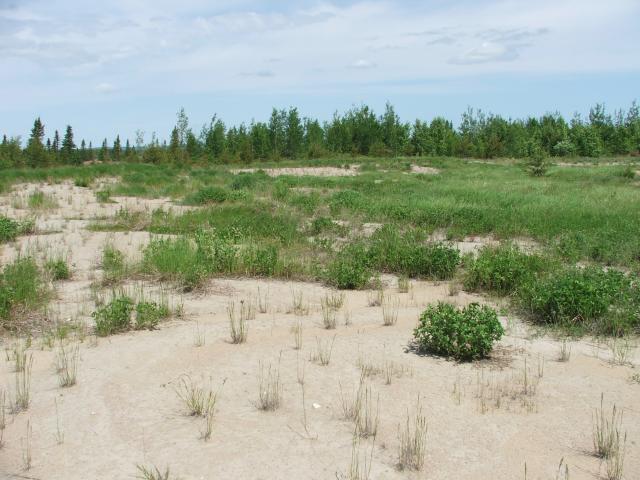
[0,257,47,329]
[0,216,33,243]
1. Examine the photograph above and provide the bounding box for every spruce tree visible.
[26,117,47,168]
[61,125,75,164]
[113,135,122,162]
[98,138,110,162]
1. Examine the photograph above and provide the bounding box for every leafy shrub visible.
[552,140,577,157]
[74,177,90,187]
[0,257,45,324]
[183,186,229,205]
[194,228,237,273]
[92,295,134,336]
[329,190,363,213]
[325,243,371,289]
[95,189,112,203]
[135,301,169,330]
[102,245,126,284]
[518,267,638,335]
[142,237,205,290]
[46,258,71,280]
[464,245,545,295]
[230,172,264,190]
[414,302,504,360]
[0,216,21,242]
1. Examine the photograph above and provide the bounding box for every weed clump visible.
[464,244,546,295]
[0,257,47,328]
[135,301,169,330]
[326,244,371,290]
[414,302,504,361]
[93,295,171,336]
[518,267,639,335]
[183,186,229,205]
[0,216,33,243]
[46,257,71,280]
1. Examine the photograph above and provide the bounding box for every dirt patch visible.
[232,165,360,177]
[411,165,440,175]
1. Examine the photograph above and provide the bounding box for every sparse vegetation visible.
[257,359,283,411]
[397,396,428,471]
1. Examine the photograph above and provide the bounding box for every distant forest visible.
[2,102,640,168]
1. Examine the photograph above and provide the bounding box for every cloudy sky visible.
[1,0,639,144]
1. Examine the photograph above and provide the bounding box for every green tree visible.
[284,107,304,158]
[113,135,122,162]
[25,117,47,168]
[61,125,75,164]
[98,138,110,162]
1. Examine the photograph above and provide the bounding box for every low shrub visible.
[414,302,504,361]
[46,258,71,280]
[92,295,134,336]
[135,301,169,330]
[102,245,126,284]
[0,216,21,242]
[194,228,237,273]
[325,243,371,289]
[241,245,279,276]
[518,267,639,335]
[183,186,229,205]
[464,244,546,295]
[142,237,205,290]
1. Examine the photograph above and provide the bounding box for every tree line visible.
[2,102,640,168]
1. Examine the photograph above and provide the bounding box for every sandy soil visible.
[410,165,440,175]
[0,183,638,480]
[232,166,360,177]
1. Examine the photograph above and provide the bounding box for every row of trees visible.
[2,103,640,168]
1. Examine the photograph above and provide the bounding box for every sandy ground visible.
[0,182,638,480]
[232,166,360,177]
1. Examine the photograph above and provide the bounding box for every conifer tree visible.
[113,135,122,161]
[26,117,47,168]
[61,125,75,164]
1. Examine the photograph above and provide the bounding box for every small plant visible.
[92,295,134,336]
[56,340,79,387]
[136,465,173,480]
[135,301,169,330]
[606,434,626,480]
[321,298,338,330]
[228,301,249,344]
[95,189,112,203]
[608,337,633,366]
[354,383,379,439]
[397,396,428,471]
[13,352,33,412]
[367,288,383,307]
[193,322,205,347]
[557,339,572,362]
[46,257,71,280]
[414,302,504,361]
[326,244,371,290]
[381,295,399,326]
[101,244,126,285]
[21,420,32,471]
[257,287,269,314]
[175,375,218,418]
[397,276,410,293]
[183,186,229,205]
[524,139,549,177]
[258,360,282,411]
[289,289,309,315]
[593,394,624,459]
[0,389,6,448]
[324,290,345,309]
[0,215,22,242]
[310,336,336,366]
[344,432,374,480]
[291,320,303,350]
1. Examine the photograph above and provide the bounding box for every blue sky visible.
[1,0,639,145]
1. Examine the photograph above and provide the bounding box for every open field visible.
[0,157,639,479]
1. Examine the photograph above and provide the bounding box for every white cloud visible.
[350,59,377,69]
[95,82,116,94]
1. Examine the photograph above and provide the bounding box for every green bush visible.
[46,258,71,280]
[325,243,371,289]
[414,302,504,361]
[92,295,134,336]
[194,228,237,273]
[135,301,169,330]
[0,216,21,242]
[102,245,126,284]
[464,245,546,295]
[183,186,229,205]
[518,267,638,335]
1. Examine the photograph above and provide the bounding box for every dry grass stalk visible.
[397,396,428,471]
[193,321,205,347]
[0,390,6,448]
[13,353,33,412]
[558,339,572,362]
[258,358,283,411]
[397,276,410,294]
[289,289,309,316]
[291,319,303,350]
[21,419,32,471]
[310,336,336,366]
[228,302,248,344]
[136,465,173,480]
[321,299,338,329]
[593,393,624,460]
[257,287,269,314]
[381,295,399,326]
[367,288,383,307]
[608,337,633,366]
[344,431,375,480]
[56,340,79,387]
[175,375,219,418]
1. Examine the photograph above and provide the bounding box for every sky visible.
[1,0,639,144]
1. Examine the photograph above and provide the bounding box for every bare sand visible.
[0,183,638,480]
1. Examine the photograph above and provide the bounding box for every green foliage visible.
[524,139,549,177]
[92,295,134,336]
[183,186,229,205]
[240,244,279,276]
[0,215,21,242]
[135,301,169,330]
[464,245,546,295]
[0,257,46,324]
[414,302,504,360]
[518,267,639,335]
[102,245,126,284]
[325,243,371,289]
[96,189,112,203]
[45,258,71,280]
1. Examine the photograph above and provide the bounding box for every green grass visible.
[0,257,47,328]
